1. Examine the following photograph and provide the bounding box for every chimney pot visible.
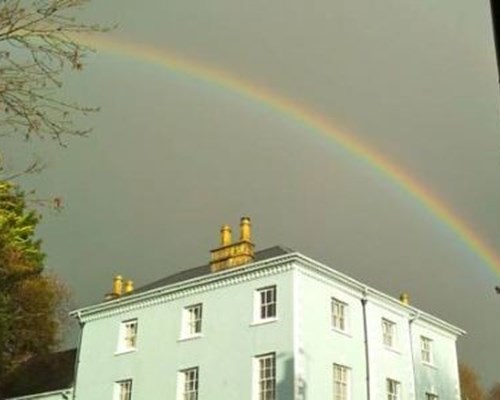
[124,279,134,294]
[240,217,252,241]
[220,224,232,246]
[112,275,123,297]
[400,292,410,305]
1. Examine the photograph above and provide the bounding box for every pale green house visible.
[7,218,464,400]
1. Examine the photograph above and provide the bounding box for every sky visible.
[6,0,500,388]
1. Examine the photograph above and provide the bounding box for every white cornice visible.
[292,254,465,337]
[5,388,73,400]
[71,253,297,322]
[70,252,465,337]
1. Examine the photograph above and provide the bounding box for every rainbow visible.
[76,34,500,278]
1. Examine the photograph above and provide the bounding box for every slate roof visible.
[135,245,293,294]
[3,348,76,398]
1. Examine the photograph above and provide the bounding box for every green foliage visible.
[0,181,66,393]
[0,181,44,276]
[0,0,103,394]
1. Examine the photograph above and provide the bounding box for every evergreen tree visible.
[0,180,66,393]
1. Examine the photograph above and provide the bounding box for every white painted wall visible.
[73,267,295,400]
[71,254,463,400]
[293,259,462,400]
[364,296,417,399]
[412,319,461,399]
[294,266,367,400]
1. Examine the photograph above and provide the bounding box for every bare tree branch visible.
[0,0,107,143]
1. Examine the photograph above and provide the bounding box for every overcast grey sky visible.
[7,0,500,387]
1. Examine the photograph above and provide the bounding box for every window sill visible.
[331,327,352,338]
[384,345,401,355]
[422,361,437,370]
[178,334,203,342]
[115,348,137,356]
[250,317,278,327]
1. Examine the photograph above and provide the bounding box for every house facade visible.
[7,217,464,399]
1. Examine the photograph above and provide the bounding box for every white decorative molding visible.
[5,388,73,400]
[73,255,297,322]
[294,263,364,299]
[71,251,465,337]
[292,256,465,337]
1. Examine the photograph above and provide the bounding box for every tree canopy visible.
[0,0,102,395]
[488,383,500,400]
[460,363,485,400]
[0,181,67,394]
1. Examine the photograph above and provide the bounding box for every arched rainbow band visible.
[76,34,500,279]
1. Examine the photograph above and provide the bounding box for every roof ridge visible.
[134,245,293,294]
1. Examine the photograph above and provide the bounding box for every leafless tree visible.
[0,0,106,145]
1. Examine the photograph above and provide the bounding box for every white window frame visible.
[386,378,400,400]
[333,364,350,400]
[182,304,203,338]
[382,318,396,348]
[114,379,133,400]
[117,319,138,353]
[254,353,276,400]
[425,393,438,400]
[254,286,277,323]
[421,336,433,364]
[177,367,199,400]
[331,298,348,332]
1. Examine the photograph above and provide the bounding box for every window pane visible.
[268,304,276,318]
[332,299,348,331]
[257,287,277,321]
[256,354,276,400]
[116,379,132,400]
[421,336,432,363]
[386,379,400,400]
[181,367,198,400]
[382,319,395,347]
[333,364,349,400]
[119,320,138,352]
[184,304,203,336]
